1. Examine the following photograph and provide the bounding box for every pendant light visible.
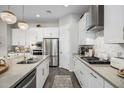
[0,5,17,24]
[18,5,29,30]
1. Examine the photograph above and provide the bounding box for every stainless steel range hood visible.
[87,5,104,31]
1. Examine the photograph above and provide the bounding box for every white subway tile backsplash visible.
[93,31,124,59]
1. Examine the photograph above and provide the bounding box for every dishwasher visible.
[14,69,36,88]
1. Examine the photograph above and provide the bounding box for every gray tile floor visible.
[43,67,81,88]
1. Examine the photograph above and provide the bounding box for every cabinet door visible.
[36,62,44,88]
[42,28,51,38]
[37,29,43,42]
[79,13,89,45]
[29,28,37,44]
[43,58,49,82]
[78,61,89,88]
[25,30,30,46]
[12,29,25,45]
[104,5,124,43]
[12,29,19,45]
[89,70,104,88]
[49,27,59,38]
[73,57,88,88]
[42,27,59,38]
[19,30,26,45]
[36,58,49,88]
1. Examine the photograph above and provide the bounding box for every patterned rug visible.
[52,75,73,88]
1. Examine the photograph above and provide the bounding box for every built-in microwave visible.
[32,49,42,55]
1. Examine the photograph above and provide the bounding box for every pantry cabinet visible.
[104,5,124,43]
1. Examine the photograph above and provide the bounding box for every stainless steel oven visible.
[15,69,36,88]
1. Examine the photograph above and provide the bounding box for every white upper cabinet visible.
[78,13,87,45]
[28,28,38,44]
[104,6,124,43]
[78,13,95,45]
[42,27,59,38]
[29,28,43,43]
[12,29,25,45]
[12,27,59,46]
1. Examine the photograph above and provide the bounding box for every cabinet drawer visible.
[89,69,104,86]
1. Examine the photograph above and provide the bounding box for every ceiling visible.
[0,5,89,23]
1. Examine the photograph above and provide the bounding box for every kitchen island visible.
[0,55,49,88]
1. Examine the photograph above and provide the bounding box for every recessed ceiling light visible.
[46,10,52,14]
[64,5,69,7]
[36,14,40,18]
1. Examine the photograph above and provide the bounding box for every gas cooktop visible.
[80,57,110,64]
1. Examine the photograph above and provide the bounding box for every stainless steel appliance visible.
[87,5,104,31]
[33,49,42,55]
[14,69,36,88]
[80,57,110,64]
[32,42,43,55]
[43,38,59,66]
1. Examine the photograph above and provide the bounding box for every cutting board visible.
[117,69,124,78]
[0,64,9,74]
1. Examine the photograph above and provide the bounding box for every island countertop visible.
[74,55,124,88]
[0,55,49,88]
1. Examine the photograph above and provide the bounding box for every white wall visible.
[0,20,8,56]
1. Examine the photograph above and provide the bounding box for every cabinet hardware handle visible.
[42,68,44,75]
[80,81,83,86]
[80,71,84,75]
[123,26,124,40]
[90,73,97,79]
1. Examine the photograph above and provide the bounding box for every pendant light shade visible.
[18,21,29,30]
[18,5,29,30]
[0,10,17,24]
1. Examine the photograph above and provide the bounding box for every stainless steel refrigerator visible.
[43,38,59,66]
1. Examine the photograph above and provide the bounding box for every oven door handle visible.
[23,74,36,88]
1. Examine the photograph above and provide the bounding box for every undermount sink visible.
[17,58,39,64]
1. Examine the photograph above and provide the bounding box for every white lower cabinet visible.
[88,69,104,88]
[73,56,114,88]
[36,58,49,88]
[73,58,89,88]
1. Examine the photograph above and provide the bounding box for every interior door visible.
[59,27,70,70]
